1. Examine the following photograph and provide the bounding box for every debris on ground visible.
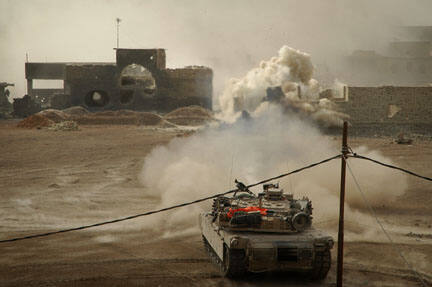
[49,121,79,131]
[406,232,432,239]
[396,133,413,145]
[135,112,165,126]
[17,114,54,129]
[48,183,61,189]
[164,105,214,126]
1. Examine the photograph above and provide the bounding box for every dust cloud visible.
[139,106,407,240]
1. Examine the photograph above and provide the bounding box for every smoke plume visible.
[218,45,349,127]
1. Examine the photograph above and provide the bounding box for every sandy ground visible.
[0,119,431,287]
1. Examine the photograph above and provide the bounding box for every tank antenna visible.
[337,121,348,287]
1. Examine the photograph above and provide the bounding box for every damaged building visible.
[25,48,213,112]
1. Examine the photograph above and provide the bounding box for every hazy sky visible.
[1,0,431,98]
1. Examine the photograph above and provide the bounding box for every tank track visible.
[202,236,247,278]
[309,249,331,280]
[202,236,222,266]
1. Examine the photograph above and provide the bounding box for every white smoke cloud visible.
[218,46,315,121]
[217,45,349,127]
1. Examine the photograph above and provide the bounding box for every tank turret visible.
[212,181,313,232]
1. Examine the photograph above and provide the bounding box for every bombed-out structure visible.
[25,48,213,112]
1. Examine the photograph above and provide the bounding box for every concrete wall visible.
[162,67,213,110]
[25,63,66,80]
[65,64,117,109]
[338,86,432,135]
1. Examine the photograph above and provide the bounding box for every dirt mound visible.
[164,106,214,126]
[17,108,179,128]
[73,111,164,126]
[92,111,118,117]
[17,114,54,129]
[37,109,69,123]
[136,112,165,125]
[116,109,138,116]
[158,120,178,128]
[63,106,89,116]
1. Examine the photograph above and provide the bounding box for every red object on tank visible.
[227,206,267,218]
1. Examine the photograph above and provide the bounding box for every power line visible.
[344,156,428,287]
[247,154,341,188]
[349,153,432,182]
[0,154,341,243]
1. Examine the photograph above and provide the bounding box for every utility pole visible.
[116,18,121,49]
[337,121,348,287]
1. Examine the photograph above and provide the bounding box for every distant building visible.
[25,48,213,111]
[343,26,432,86]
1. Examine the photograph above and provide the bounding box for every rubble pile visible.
[49,121,79,131]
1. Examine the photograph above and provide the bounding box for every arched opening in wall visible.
[85,90,110,107]
[120,63,156,95]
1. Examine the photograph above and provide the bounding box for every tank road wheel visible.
[309,249,331,280]
[221,245,247,278]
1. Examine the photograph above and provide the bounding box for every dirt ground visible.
[0,119,431,287]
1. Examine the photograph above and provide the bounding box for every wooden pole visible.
[337,121,348,287]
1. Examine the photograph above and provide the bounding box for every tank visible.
[199,180,334,279]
